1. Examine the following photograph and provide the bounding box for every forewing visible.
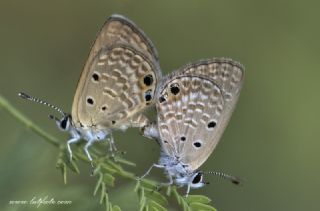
[85,14,158,68]
[157,60,244,170]
[73,44,160,129]
[72,14,161,127]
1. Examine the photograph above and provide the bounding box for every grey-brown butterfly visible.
[19,14,161,165]
[141,58,244,195]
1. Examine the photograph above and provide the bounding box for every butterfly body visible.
[142,58,244,195]
[20,14,161,164]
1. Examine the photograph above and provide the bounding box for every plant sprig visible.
[0,94,217,211]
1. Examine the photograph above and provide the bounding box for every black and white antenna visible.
[18,92,66,117]
[204,171,242,185]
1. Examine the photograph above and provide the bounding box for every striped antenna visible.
[18,92,66,116]
[204,171,242,185]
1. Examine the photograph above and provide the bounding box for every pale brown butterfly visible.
[141,58,244,195]
[19,14,162,165]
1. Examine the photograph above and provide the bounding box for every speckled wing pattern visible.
[156,59,244,171]
[72,14,161,129]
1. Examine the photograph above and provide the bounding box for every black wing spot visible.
[193,142,202,148]
[87,97,94,105]
[207,121,217,128]
[143,74,153,86]
[101,106,107,111]
[144,89,152,102]
[159,95,166,103]
[92,73,99,81]
[112,120,116,125]
[170,83,180,95]
[180,136,186,141]
[163,140,168,144]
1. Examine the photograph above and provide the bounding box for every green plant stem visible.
[0,94,60,147]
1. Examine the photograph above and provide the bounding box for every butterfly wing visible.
[72,14,161,129]
[157,59,244,171]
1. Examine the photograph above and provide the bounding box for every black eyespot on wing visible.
[193,142,202,148]
[159,95,166,103]
[92,73,99,81]
[143,74,153,86]
[163,140,168,144]
[207,121,217,128]
[144,89,152,102]
[112,120,116,125]
[192,173,203,184]
[101,106,107,111]
[170,83,180,95]
[180,136,186,141]
[87,97,94,105]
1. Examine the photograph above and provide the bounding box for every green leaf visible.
[172,187,181,205]
[189,202,217,211]
[100,182,106,204]
[66,159,80,174]
[115,157,136,167]
[92,164,101,176]
[112,205,121,211]
[94,173,103,196]
[139,188,146,208]
[185,195,212,204]
[166,186,171,196]
[103,173,115,187]
[144,190,168,207]
[56,159,67,184]
[148,200,167,211]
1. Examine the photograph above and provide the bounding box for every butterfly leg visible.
[106,133,118,157]
[138,163,165,180]
[185,185,191,197]
[84,139,96,169]
[67,137,81,162]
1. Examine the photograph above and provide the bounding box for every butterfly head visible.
[174,171,206,189]
[49,114,72,131]
[18,92,74,132]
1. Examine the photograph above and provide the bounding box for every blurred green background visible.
[1,0,320,210]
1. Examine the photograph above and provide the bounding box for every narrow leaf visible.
[112,205,121,211]
[185,195,212,204]
[100,182,106,204]
[148,200,167,211]
[145,190,168,207]
[103,173,115,187]
[94,173,103,196]
[189,202,217,211]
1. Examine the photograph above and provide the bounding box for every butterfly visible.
[141,58,244,195]
[19,14,162,165]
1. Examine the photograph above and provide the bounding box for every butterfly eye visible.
[192,172,203,184]
[60,117,69,130]
[170,83,180,95]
